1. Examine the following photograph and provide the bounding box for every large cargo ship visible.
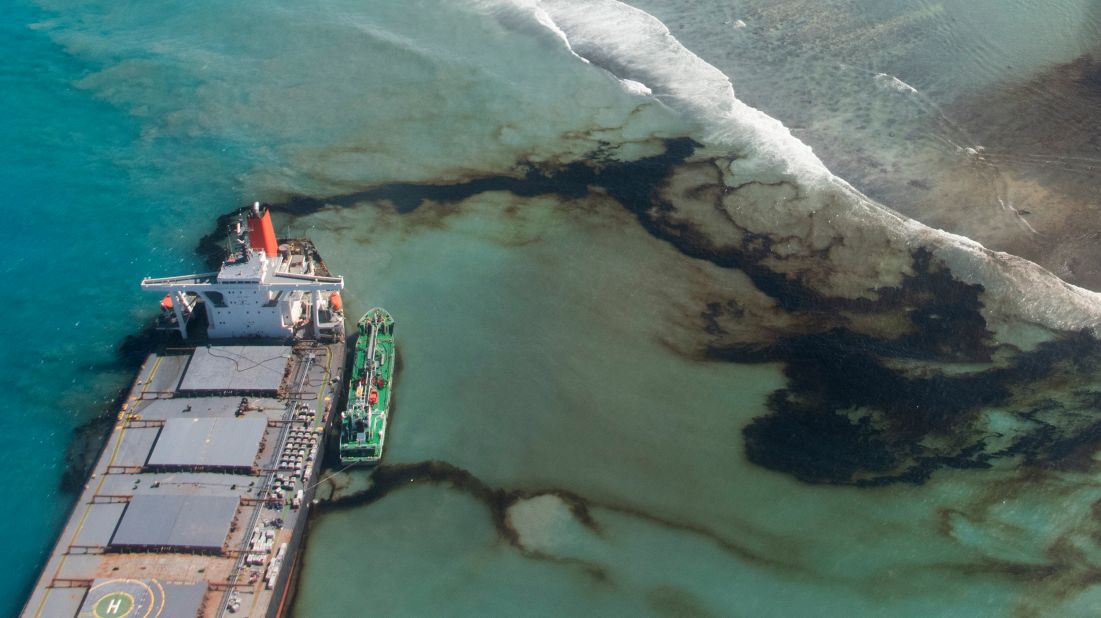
[338,308,395,465]
[22,204,346,618]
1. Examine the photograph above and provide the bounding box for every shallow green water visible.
[292,181,1101,617]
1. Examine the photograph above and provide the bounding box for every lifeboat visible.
[160,294,174,311]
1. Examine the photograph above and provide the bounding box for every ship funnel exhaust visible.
[247,205,279,258]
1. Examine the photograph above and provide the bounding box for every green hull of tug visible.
[339,308,395,465]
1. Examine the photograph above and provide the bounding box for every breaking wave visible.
[503,0,1101,340]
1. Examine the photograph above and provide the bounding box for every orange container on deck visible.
[247,209,279,257]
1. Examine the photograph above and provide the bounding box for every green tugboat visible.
[339,308,395,465]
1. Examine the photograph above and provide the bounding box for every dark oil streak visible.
[736,328,1101,487]
[61,324,172,492]
[313,460,804,577]
[252,139,1101,487]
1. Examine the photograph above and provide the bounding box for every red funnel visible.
[248,209,278,257]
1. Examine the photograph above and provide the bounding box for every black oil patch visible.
[196,208,247,269]
[60,410,116,493]
[736,325,1101,486]
[254,138,1101,487]
[60,323,168,493]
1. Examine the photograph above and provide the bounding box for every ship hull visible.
[338,308,395,466]
[23,209,347,618]
[22,340,345,618]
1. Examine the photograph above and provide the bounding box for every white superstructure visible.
[142,203,345,340]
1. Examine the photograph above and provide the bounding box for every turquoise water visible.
[7,0,1101,616]
[2,2,256,611]
[3,4,172,610]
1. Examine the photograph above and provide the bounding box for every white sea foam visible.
[532,6,590,64]
[538,0,834,188]
[874,72,919,95]
[519,0,1101,336]
[618,78,651,96]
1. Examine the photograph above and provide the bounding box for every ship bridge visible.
[142,204,344,341]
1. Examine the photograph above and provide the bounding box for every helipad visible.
[77,579,206,618]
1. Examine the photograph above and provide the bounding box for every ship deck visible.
[339,311,394,464]
[22,339,345,618]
